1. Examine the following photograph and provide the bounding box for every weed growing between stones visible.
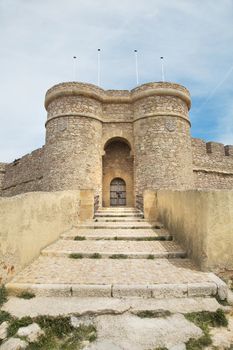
[215,295,229,306]
[0,310,12,323]
[4,314,97,350]
[147,255,155,259]
[185,309,228,350]
[0,285,7,306]
[90,253,102,259]
[69,253,84,259]
[27,317,97,350]
[18,291,35,299]
[109,254,128,259]
[135,310,172,318]
[74,236,86,241]
[7,316,34,337]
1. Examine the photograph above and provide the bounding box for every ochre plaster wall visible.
[146,190,233,271]
[0,191,80,284]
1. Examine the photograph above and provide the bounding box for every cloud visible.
[0,0,233,161]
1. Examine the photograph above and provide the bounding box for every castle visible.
[0,81,233,205]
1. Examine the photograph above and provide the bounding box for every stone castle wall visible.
[0,81,233,199]
[0,163,6,192]
[133,83,193,196]
[192,138,233,189]
[1,148,44,197]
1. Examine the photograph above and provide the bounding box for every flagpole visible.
[73,56,77,81]
[160,56,165,82]
[134,50,139,85]
[97,49,101,86]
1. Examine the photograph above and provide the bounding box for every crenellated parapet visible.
[192,138,233,189]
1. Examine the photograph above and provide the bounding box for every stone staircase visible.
[6,207,227,299]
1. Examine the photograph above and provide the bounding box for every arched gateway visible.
[102,137,134,207]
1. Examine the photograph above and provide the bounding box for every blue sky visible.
[0,0,233,162]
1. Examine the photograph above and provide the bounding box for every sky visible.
[0,0,233,162]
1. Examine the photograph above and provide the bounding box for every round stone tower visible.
[43,82,103,196]
[132,82,193,196]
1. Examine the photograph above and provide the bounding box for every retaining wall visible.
[144,190,233,271]
[0,191,80,284]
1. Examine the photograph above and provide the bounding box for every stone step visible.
[6,257,227,299]
[98,207,138,211]
[41,240,185,259]
[2,297,225,318]
[95,213,143,218]
[61,227,172,241]
[94,217,145,222]
[96,211,142,215]
[76,221,164,229]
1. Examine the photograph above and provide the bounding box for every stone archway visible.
[102,138,134,207]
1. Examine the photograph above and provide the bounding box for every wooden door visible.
[110,178,126,206]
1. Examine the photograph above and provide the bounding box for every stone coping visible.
[45,81,191,110]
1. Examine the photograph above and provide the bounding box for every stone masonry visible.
[1,81,233,202]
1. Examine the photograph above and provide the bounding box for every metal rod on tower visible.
[73,56,77,81]
[160,56,165,82]
[134,50,139,85]
[97,49,101,86]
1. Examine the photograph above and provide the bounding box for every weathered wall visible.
[0,163,6,192]
[148,190,233,271]
[133,83,194,196]
[1,148,44,197]
[192,138,233,189]
[102,140,134,207]
[0,191,80,284]
[43,116,102,198]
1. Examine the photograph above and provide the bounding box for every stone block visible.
[0,338,28,350]
[17,323,44,343]
[187,282,217,297]
[151,284,188,298]
[0,322,8,341]
[112,284,151,298]
[208,273,228,300]
[72,285,112,298]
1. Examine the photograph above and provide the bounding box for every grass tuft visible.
[0,310,12,323]
[74,236,86,241]
[0,285,7,306]
[7,316,33,337]
[69,253,84,259]
[2,312,97,350]
[185,309,228,350]
[26,316,97,350]
[147,255,155,260]
[136,310,171,318]
[36,315,74,338]
[90,253,102,259]
[18,291,35,299]
[109,254,127,259]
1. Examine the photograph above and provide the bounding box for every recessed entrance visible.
[110,178,126,206]
[102,137,134,207]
